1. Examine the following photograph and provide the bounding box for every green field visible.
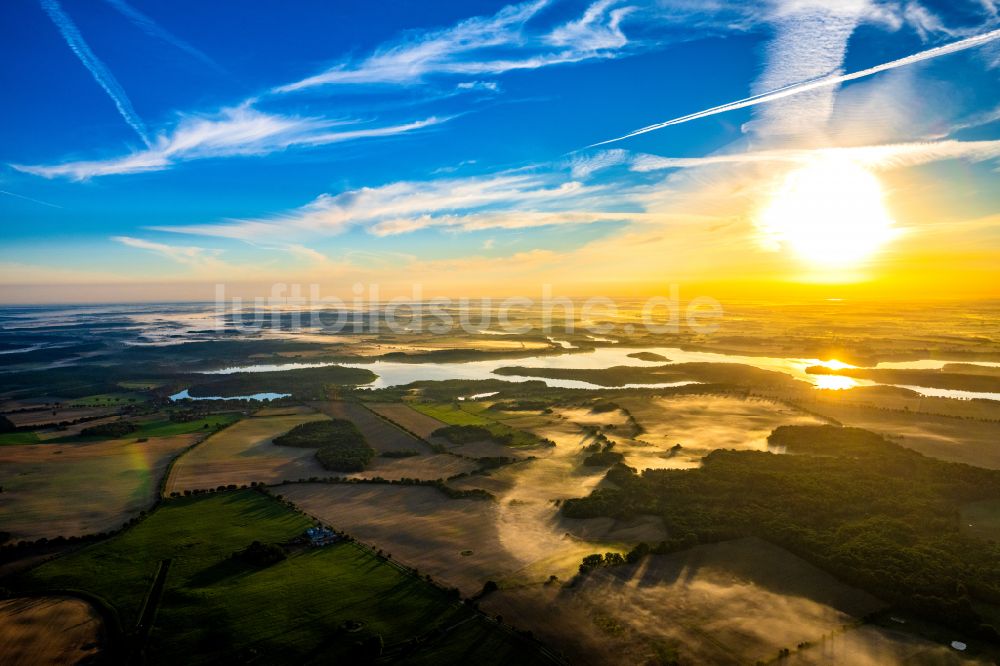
[17,490,550,665]
[69,392,147,407]
[132,413,242,438]
[409,401,492,426]
[0,431,41,446]
[409,401,545,448]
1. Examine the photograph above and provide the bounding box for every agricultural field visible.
[408,401,492,426]
[787,398,1000,469]
[312,400,433,454]
[347,454,480,481]
[479,538,977,666]
[366,402,452,439]
[278,483,508,596]
[0,435,196,541]
[613,394,826,460]
[0,596,103,666]
[15,490,548,665]
[165,411,328,492]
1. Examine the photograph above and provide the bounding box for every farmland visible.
[0,435,196,541]
[165,411,328,492]
[15,490,549,665]
[0,596,103,666]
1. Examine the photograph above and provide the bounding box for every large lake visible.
[196,346,1000,401]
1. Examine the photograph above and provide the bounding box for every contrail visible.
[102,0,222,71]
[0,189,63,209]
[589,27,1000,147]
[39,0,151,146]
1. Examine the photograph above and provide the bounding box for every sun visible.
[759,157,897,268]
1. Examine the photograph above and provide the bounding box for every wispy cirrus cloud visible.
[276,0,638,92]
[112,235,227,269]
[629,138,1000,172]
[14,107,445,180]
[150,170,632,241]
[591,25,1000,146]
[101,0,221,71]
[39,0,150,146]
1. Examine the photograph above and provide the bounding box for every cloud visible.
[14,108,446,180]
[457,80,501,92]
[590,26,1000,146]
[629,139,1000,172]
[276,0,639,92]
[112,235,227,268]
[101,0,221,70]
[150,171,633,241]
[284,244,328,263]
[569,148,631,178]
[39,0,150,146]
[744,1,871,143]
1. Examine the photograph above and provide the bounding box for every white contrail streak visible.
[39,0,151,146]
[102,0,222,71]
[589,28,1000,147]
[0,189,63,209]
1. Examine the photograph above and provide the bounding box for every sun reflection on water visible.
[813,374,859,390]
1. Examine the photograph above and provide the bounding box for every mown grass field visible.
[408,401,545,449]
[0,431,41,446]
[17,490,551,665]
[68,392,147,407]
[131,413,242,439]
[408,401,492,426]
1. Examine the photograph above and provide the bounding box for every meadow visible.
[17,490,550,665]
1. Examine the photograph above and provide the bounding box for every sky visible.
[1,0,999,303]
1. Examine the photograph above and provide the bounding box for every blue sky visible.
[1,0,999,301]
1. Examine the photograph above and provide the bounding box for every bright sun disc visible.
[760,158,896,268]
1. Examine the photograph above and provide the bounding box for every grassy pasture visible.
[165,412,328,492]
[0,436,195,540]
[0,431,40,446]
[410,401,548,450]
[409,401,492,426]
[0,596,103,665]
[69,392,146,407]
[18,490,548,665]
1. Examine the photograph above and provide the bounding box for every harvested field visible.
[311,401,432,454]
[165,412,328,492]
[615,394,825,457]
[366,402,449,439]
[347,453,480,481]
[0,596,103,666]
[278,483,509,596]
[481,537,886,666]
[0,435,195,540]
[787,624,990,665]
[793,400,1000,469]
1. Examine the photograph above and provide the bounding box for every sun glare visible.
[760,158,897,268]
